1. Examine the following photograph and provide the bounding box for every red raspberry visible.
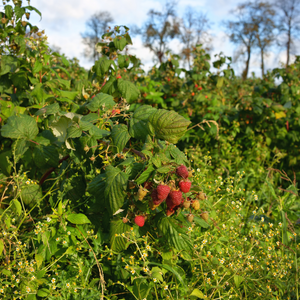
[169,190,182,206]
[157,184,171,200]
[179,179,191,193]
[176,165,189,179]
[134,215,145,227]
[166,209,174,216]
[166,195,176,210]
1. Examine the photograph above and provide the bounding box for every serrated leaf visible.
[88,125,111,139]
[151,155,161,168]
[20,184,43,207]
[67,213,91,225]
[110,219,132,251]
[86,93,115,112]
[193,216,209,228]
[136,165,154,185]
[111,124,130,152]
[66,125,82,139]
[156,165,172,173]
[35,103,60,116]
[190,288,205,298]
[1,114,39,140]
[49,116,73,143]
[168,144,189,165]
[147,109,191,144]
[275,111,286,119]
[113,36,127,51]
[117,79,140,102]
[12,199,22,216]
[33,145,59,168]
[37,288,50,297]
[129,105,157,139]
[234,275,244,288]
[94,57,113,77]
[158,217,192,251]
[118,54,130,68]
[104,166,128,215]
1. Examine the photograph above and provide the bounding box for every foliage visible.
[0,1,299,300]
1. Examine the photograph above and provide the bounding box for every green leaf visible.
[66,125,82,139]
[168,144,189,165]
[12,199,22,216]
[104,166,128,215]
[20,184,43,207]
[94,57,112,77]
[151,267,164,282]
[190,289,205,298]
[158,217,193,251]
[129,105,157,139]
[234,275,244,288]
[0,55,19,75]
[1,115,39,140]
[0,150,12,176]
[49,116,73,143]
[147,109,191,144]
[35,253,43,269]
[88,125,111,139]
[55,89,79,100]
[0,240,3,256]
[118,54,130,68]
[86,93,115,112]
[193,216,209,228]
[135,164,154,185]
[113,36,127,51]
[117,79,140,102]
[33,145,59,168]
[133,278,151,299]
[110,219,132,252]
[156,165,173,173]
[5,5,13,19]
[66,213,91,225]
[111,124,130,152]
[37,288,50,297]
[33,60,43,74]
[35,103,60,116]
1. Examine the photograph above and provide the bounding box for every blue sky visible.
[26,0,289,76]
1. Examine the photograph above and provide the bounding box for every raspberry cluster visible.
[132,164,209,227]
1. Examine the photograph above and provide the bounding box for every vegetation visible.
[0,1,299,300]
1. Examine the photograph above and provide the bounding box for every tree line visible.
[81,0,300,79]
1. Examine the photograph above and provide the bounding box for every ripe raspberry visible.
[179,179,191,193]
[134,215,145,227]
[187,214,194,222]
[200,211,209,222]
[169,190,182,206]
[166,195,177,210]
[192,200,200,210]
[176,165,189,179]
[157,184,171,200]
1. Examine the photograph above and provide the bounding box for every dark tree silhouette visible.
[81,11,114,62]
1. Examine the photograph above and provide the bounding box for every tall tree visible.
[251,2,277,77]
[180,7,212,69]
[274,0,300,66]
[224,2,258,80]
[140,1,180,63]
[81,11,114,62]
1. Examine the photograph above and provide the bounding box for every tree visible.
[180,7,212,69]
[274,0,300,66]
[81,11,114,62]
[224,2,258,80]
[251,2,277,77]
[140,1,180,63]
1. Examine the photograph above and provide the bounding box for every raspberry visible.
[187,214,194,222]
[157,184,171,200]
[197,192,207,200]
[166,195,177,210]
[176,165,189,179]
[134,215,145,227]
[179,179,191,193]
[200,211,209,222]
[183,200,190,209]
[166,209,174,216]
[169,190,182,206]
[192,200,200,210]
[138,186,148,201]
